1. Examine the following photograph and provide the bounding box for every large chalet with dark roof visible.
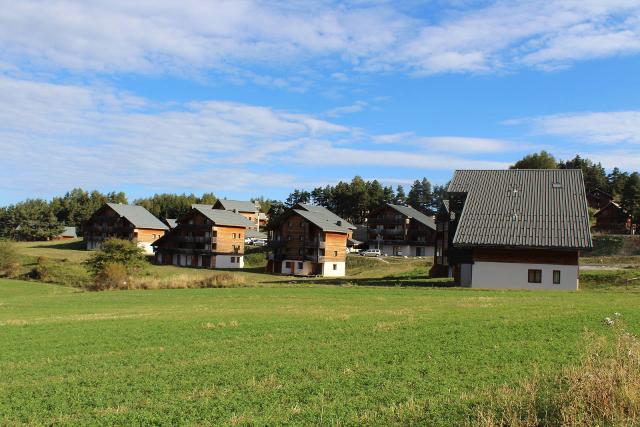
[433,169,592,290]
[153,205,254,269]
[213,199,260,229]
[267,203,354,277]
[84,203,168,254]
[366,203,436,256]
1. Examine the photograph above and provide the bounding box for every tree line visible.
[1,151,638,241]
[281,176,445,225]
[511,151,640,219]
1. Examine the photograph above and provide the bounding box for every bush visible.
[31,256,52,281]
[0,240,20,277]
[84,238,147,275]
[91,263,129,291]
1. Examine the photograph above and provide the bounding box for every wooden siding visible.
[324,232,347,261]
[472,248,579,266]
[213,225,245,254]
[134,228,165,244]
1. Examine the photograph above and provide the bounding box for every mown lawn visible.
[1,278,638,425]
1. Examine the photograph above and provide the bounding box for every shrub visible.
[91,263,129,291]
[31,256,52,281]
[0,240,20,277]
[126,272,247,290]
[84,238,147,275]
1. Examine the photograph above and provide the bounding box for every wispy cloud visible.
[1,1,638,80]
[509,110,640,144]
[0,75,515,198]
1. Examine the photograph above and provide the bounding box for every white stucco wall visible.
[471,261,578,290]
[281,260,314,275]
[216,255,244,269]
[137,241,154,255]
[322,261,346,277]
[379,244,434,257]
[410,246,435,257]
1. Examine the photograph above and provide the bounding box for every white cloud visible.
[0,1,639,78]
[325,101,368,117]
[511,111,640,144]
[0,75,515,198]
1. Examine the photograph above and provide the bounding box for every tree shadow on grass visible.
[259,275,456,288]
[27,240,85,251]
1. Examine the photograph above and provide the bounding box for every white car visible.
[360,249,381,257]
[252,239,267,246]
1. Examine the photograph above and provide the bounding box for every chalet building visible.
[267,204,353,277]
[587,188,614,210]
[433,170,592,290]
[153,205,254,269]
[84,203,168,254]
[53,226,77,240]
[366,204,436,256]
[594,201,632,234]
[212,199,261,229]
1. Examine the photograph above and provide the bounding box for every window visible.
[553,270,561,284]
[297,262,303,269]
[285,262,292,268]
[298,249,303,255]
[299,235,303,241]
[230,257,235,263]
[333,264,337,270]
[333,251,338,257]
[528,269,542,283]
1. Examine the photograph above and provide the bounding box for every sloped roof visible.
[245,229,267,239]
[295,203,355,229]
[214,199,257,213]
[60,226,77,238]
[106,203,168,230]
[387,204,436,229]
[293,209,351,234]
[165,219,177,229]
[447,169,592,249]
[193,205,255,228]
[594,201,626,217]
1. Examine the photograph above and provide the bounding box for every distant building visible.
[212,199,261,229]
[587,188,614,210]
[366,204,436,256]
[153,205,254,268]
[594,201,632,234]
[267,203,353,277]
[84,203,168,254]
[434,169,592,290]
[53,226,77,240]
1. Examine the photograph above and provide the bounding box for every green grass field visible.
[2,240,640,424]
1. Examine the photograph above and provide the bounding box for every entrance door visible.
[460,264,473,287]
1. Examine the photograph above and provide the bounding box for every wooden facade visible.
[594,202,632,234]
[367,204,436,256]
[83,204,166,254]
[153,208,246,269]
[587,188,614,210]
[267,209,349,277]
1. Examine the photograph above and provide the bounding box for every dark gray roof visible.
[193,206,255,228]
[293,209,351,234]
[214,199,257,213]
[387,204,436,229]
[447,169,592,249]
[296,203,355,229]
[106,203,168,230]
[60,226,77,238]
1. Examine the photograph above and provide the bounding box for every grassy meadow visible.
[1,239,640,424]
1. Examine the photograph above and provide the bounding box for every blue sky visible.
[1,0,639,205]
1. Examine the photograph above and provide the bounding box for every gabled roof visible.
[106,203,168,230]
[165,219,177,229]
[213,199,257,213]
[193,205,255,228]
[386,204,436,229]
[245,229,267,239]
[447,169,592,249]
[594,201,626,217]
[293,209,351,234]
[295,203,355,229]
[59,226,77,238]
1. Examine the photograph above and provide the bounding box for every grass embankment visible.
[11,239,442,290]
[1,279,639,425]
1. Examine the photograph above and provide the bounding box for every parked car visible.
[252,239,267,246]
[244,237,254,244]
[360,249,381,257]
